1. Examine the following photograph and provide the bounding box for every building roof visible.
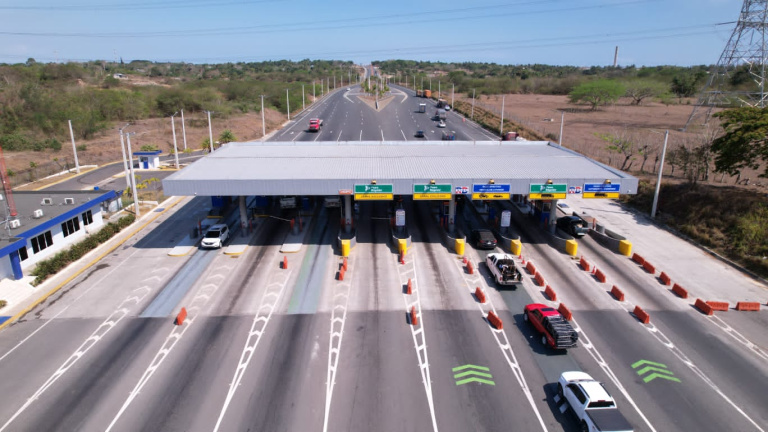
[0,190,119,257]
[162,141,638,197]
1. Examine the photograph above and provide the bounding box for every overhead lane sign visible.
[583,182,621,199]
[472,183,510,200]
[529,183,567,200]
[355,184,393,200]
[413,184,452,200]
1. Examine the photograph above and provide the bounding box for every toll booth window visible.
[31,231,54,254]
[61,216,81,238]
[17,246,28,261]
[82,210,94,226]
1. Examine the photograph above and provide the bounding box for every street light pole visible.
[302,84,305,111]
[471,89,476,119]
[499,95,505,136]
[451,83,455,109]
[286,89,290,120]
[125,132,140,218]
[205,110,214,152]
[260,95,266,141]
[67,119,81,174]
[559,111,565,145]
[171,112,180,169]
[651,130,669,219]
[118,125,131,189]
[180,109,188,151]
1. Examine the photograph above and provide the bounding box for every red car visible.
[523,303,578,349]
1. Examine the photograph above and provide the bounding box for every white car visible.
[445,105,451,111]
[437,121,446,128]
[201,224,229,249]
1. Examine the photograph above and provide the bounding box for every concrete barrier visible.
[632,253,645,265]
[633,305,650,324]
[642,260,656,274]
[672,283,688,299]
[595,268,607,283]
[610,285,625,301]
[588,227,631,256]
[282,256,288,269]
[558,303,573,321]
[525,261,537,275]
[618,239,632,256]
[565,239,578,257]
[410,306,418,326]
[534,271,546,287]
[694,298,714,316]
[406,279,412,295]
[487,311,503,329]
[467,261,474,275]
[175,307,188,325]
[659,271,672,286]
[509,239,522,256]
[340,239,350,257]
[475,287,486,304]
[455,238,465,256]
[706,301,729,311]
[544,285,557,301]
[736,302,760,311]
[579,256,591,271]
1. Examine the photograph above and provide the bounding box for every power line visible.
[0,0,283,11]
[0,0,654,38]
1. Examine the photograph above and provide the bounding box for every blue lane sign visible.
[584,183,621,193]
[473,184,511,194]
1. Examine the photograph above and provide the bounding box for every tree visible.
[711,107,768,178]
[568,80,625,110]
[624,79,669,105]
[595,130,636,171]
[671,72,705,98]
[219,129,236,144]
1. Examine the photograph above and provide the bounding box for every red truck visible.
[523,303,579,349]
[308,118,323,132]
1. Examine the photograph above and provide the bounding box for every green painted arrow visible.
[453,370,494,380]
[635,366,673,377]
[632,359,668,369]
[452,364,490,372]
[642,373,681,383]
[455,377,496,386]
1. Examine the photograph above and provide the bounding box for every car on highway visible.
[445,105,451,111]
[558,371,634,432]
[470,229,497,249]
[201,224,229,249]
[437,120,446,128]
[524,303,578,349]
[415,130,425,138]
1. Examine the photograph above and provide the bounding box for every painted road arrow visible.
[632,360,681,383]
[452,364,495,386]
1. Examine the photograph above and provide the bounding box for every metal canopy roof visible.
[162,141,638,197]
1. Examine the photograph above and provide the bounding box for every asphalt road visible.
[0,82,765,432]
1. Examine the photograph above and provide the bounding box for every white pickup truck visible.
[558,372,634,432]
[485,253,522,286]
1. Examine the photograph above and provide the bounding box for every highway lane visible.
[495,200,767,432]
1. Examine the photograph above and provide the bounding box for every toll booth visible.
[133,150,162,169]
[531,200,552,225]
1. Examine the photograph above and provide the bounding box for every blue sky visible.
[0,0,742,66]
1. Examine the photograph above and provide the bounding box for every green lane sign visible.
[529,183,567,194]
[355,184,393,194]
[632,359,680,383]
[413,184,452,194]
[452,364,495,386]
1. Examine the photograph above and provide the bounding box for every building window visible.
[61,216,81,238]
[82,210,93,226]
[31,231,54,254]
[18,247,28,261]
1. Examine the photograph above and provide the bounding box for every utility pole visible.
[67,119,81,174]
[438,81,441,98]
[286,89,290,120]
[559,111,565,145]
[180,109,188,151]
[333,74,336,89]
[171,112,180,169]
[260,95,266,141]
[451,83,455,108]
[471,89,476,119]
[313,81,316,101]
[125,132,140,218]
[205,110,214,152]
[302,84,305,111]
[118,125,131,189]
[499,95,505,136]
[651,130,669,219]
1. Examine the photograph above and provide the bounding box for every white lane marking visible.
[336,130,343,142]
[397,246,439,432]
[579,267,766,431]
[213,267,292,432]
[0,283,155,432]
[105,261,236,432]
[313,131,322,142]
[708,315,768,361]
[453,257,547,432]
[380,130,385,141]
[401,130,407,141]
[359,130,362,141]
[322,257,353,432]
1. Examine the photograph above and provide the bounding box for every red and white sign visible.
[455,186,469,194]
[339,189,353,195]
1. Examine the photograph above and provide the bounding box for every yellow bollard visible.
[341,239,350,257]
[398,239,408,256]
[510,239,522,256]
[455,238,465,256]
[565,239,578,257]
[618,240,632,256]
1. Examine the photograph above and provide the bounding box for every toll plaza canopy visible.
[162,141,638,197]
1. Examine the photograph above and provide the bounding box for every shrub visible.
[30,214,135,286]
[0,300,7,309]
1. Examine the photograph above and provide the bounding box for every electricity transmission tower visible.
[684,0,768,131]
